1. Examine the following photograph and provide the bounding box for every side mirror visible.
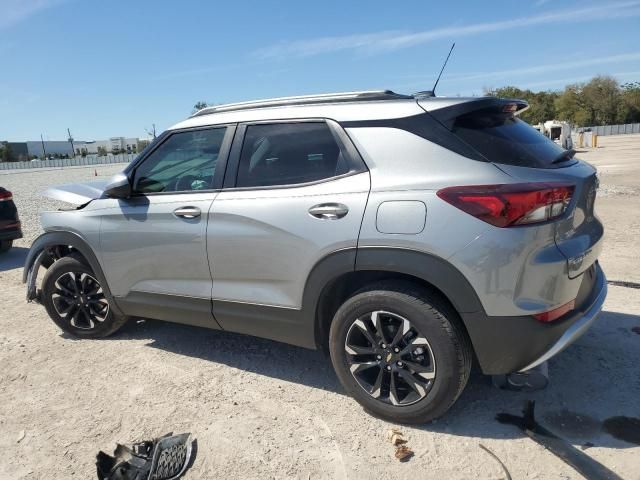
[104,173,132,199]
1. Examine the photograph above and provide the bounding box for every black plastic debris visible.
[96,432,194,480]
[497,401,622,480]
[492,362,549,391]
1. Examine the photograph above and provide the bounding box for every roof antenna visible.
[414,42,455,98]
[432,42,455,95]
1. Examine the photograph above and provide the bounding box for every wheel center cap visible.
[385,352,393,362]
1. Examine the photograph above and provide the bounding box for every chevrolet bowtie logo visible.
[386,353,393,362]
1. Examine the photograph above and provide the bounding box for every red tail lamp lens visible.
[437,183,574,227]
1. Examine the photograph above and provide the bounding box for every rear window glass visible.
[236,122,347,188]
[452,113,567,168]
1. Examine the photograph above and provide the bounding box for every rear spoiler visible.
[419,97,529,130]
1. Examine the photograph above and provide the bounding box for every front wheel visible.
[41,256,128,338]
[329,281,472,424]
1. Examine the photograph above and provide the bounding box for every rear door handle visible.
[308,203,349,220]
[173,206,201,219]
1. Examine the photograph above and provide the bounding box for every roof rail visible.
[191,90,412,117]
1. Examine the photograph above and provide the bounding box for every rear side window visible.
[453,112,566,168]
[236,122,348,188]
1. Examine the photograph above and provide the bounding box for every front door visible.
[100,126,234,327]
[207,120,370,342]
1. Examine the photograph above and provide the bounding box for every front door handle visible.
[308,203,349,220]
[173,206,201,219]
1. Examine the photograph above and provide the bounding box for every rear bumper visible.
[519,271,606,371]
[462,262,607,375]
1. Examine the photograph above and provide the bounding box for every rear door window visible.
[453,112,568,168]
[236,122,348,188]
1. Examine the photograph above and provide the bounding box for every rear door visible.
[207,119,370,340]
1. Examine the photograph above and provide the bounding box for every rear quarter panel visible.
[346,126,586,317]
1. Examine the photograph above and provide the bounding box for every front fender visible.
[23,231,124,317]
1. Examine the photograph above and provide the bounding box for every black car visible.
[0,187,22,253]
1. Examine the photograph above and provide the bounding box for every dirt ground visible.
[1,136,639,479]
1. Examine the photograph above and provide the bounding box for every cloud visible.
[0,0,68,30]
[446,52,640,83]
[394,57,640,96]
[254,1,640,59]
[392,53,640,93]
[515,70,640,89]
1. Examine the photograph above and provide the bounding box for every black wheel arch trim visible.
[23,231,125,317]
[302,246,486,352]
[353,246,484,314]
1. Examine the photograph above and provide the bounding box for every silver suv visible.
[24,90,606,423]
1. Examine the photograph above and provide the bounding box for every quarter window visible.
[133,128,227,193]
[236,122,348,188]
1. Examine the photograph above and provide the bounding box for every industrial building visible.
[1,137,150,161]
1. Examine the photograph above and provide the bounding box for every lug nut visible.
[381,343,387,349]
[386,365,391,371]
[397,361,403,367]
[394,347,400,353]
[376,355,382,360]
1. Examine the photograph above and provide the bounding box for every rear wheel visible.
[329,281,472,423]
[41,256,127,338]
[0,240,12,253]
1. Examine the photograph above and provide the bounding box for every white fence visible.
[0,154,136,171]
[579,123,640,136]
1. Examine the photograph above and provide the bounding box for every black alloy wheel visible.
[41,255,128,338]
[345,310,436,406]
[51,271,109,329]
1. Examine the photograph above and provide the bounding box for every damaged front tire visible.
[41,256,128,338]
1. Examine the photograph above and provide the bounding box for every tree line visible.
[485,76,640,126]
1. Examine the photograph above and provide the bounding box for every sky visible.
[1,0,639,141]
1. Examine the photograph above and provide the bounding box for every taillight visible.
[0,190,13,202]
[436,183,574,227]
[534,299,575,323]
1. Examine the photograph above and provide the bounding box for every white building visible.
[74,137,147,156]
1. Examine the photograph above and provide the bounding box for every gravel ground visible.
[1,140,639,479]
[0,164,127,246]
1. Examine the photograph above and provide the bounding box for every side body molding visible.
[23,231,125,318]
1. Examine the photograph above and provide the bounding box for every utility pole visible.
[67,128,75,158]
[40,134,47,160]
[145,123,157,139]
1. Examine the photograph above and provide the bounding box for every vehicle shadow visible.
[93,309,639,448]
[422,310,640,448]
[103,318,343,394]
[0,246,29,272]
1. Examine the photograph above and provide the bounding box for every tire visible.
[0,240,12,253]
[329,280,472,424]
[41,256,128,338]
